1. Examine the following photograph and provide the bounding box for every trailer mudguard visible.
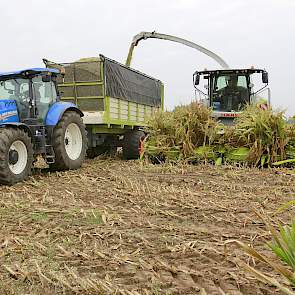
[45,102,83,126]
[0,100,20,123]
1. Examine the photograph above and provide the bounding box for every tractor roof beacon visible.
[193,68,270,124]
[0,68,87,185]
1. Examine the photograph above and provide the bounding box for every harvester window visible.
[237,76,247,88]
[216,76,227,91]
[212,74,249,112]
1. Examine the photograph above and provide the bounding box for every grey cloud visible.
[0,0,294,114]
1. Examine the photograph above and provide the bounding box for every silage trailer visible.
[44,55,164,159]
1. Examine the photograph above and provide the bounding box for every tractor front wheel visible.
[50,111,87,171]
[122,130,146,160]
[0,128,33,185]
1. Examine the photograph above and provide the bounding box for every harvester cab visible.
[193,68,270,124]
[126,31,271,125]
[0,68,87,185]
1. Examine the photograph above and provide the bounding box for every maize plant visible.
[144,103,295,167]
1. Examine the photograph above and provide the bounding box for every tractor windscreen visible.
[212,74,250,112]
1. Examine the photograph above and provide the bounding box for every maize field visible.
[144,103,295,168]
[0,157,294,294]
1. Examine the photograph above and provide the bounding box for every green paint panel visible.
[76,84,103,97]
[77,98,104,111]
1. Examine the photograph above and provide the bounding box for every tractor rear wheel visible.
[50,111,87,171]
[122,130,145,160]
[0,128,33,185]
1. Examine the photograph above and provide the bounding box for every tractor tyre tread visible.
[49,111,87,171]
[0,128,33,185]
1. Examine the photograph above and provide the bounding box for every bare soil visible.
[0,158,294,294]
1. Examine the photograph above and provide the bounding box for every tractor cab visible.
[0,68,87,185]
[0,68,60,124]
[193,68,270,124]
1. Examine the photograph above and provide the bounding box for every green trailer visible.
[44,55,164,159]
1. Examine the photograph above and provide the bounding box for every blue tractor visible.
[0,68,87,185]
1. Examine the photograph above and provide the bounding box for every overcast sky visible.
[1,0,294,115]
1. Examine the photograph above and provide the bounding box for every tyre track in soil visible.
[0,158,294,294]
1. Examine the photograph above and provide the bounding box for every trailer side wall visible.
[48,56,163,130]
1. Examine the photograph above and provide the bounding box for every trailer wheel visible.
[50,111,87,171]
[123,130,146,160]
[0,128,33,185]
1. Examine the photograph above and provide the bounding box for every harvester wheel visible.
[0,128,33,185]
[50,111,87,171]
[123,130,146,160]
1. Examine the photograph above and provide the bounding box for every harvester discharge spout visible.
[126,31,229,69]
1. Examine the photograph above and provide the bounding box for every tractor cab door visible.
[0,78,31,121]
[32,75,58,123]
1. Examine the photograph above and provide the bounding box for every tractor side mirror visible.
[42,75,51,83]
[262,71,268,84]
[193,72,200,86]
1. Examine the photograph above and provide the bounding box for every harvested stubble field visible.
[0,158,294,295]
